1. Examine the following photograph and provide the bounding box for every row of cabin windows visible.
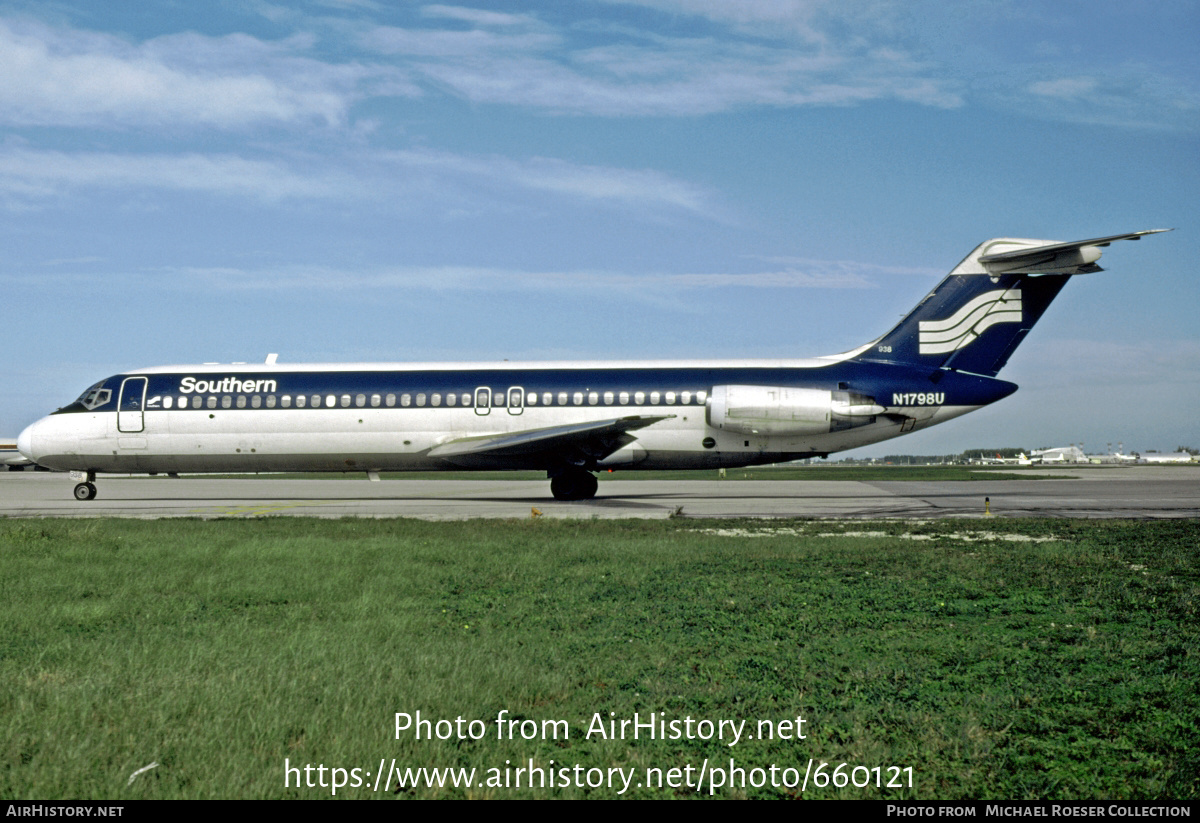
[154,389,709,411]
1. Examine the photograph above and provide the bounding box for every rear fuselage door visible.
[118,377,148,432]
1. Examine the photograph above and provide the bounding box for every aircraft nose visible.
[16,421,37,461]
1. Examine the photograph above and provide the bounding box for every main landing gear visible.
[72,471,97,501]
[549,469,598,501]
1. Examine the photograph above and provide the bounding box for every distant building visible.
[1030,446,1087,463]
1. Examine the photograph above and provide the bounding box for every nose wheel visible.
[73,481,98,500]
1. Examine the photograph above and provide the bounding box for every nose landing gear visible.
[71,470,98,501]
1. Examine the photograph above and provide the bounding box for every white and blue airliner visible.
[17,230,1168,501]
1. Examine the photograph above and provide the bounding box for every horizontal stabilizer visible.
[976,229,1172,275]
[427,415,673,460]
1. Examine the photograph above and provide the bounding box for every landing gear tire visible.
[550,470,598,501]
[73,482,97,501]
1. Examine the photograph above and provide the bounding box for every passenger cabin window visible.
[416,393,426,407]
[665,391,676,405]
[236,395,247,409]
[295,395,305,408]
[558,392,568,406]
[164,397,174,409]
[603,391,614,405]
[432,393,441,407]
[356,394,366,407]
[650,391,660,404]
[446,393,456,407]
[401,394,411,407]
[252,395,262,408]
[222,396,232,409]
[619,392,629,405]
[386,394,396,407]
[681,391,691,405]
[543,392,553,406]
[311,395,321,408]
[635,392,645,405]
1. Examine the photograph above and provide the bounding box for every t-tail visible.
[852,230,1171,377]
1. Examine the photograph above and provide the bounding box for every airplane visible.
[16,229,1170,502]
[2,440,36,470]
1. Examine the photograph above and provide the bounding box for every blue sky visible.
[3,0,1197,456]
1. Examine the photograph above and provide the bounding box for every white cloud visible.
[0,142,720,216]
[1028,76,1100,100]
[381,148,715,214]
[0,147,357,203]
[89,261,887,296]
[1016,71,1199,130]
[357,5,962,116]
[404,43,961,115]
[0,17,409,129]
[420,5,542,28]
[599,0,830,42]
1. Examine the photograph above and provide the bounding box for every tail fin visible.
[854,230,1170,377]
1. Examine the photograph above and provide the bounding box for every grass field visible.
[1,517,1196,799]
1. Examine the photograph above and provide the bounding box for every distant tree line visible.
[838,448,1028,465]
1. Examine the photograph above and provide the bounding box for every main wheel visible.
[549,471,598,501]
[73,482,97,501]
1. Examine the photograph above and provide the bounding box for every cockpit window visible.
[76,383,113,410]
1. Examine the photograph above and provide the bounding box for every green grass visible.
[1,518,1196,799]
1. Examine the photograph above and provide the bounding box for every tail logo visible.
[918,289,1022,355]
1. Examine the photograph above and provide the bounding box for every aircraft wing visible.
[427,415,673,466]
[978,229,1172,274]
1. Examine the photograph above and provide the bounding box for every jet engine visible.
[706,385,885,436]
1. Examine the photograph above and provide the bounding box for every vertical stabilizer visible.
[852,230,1168,377]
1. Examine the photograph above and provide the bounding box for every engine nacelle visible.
[706,385,883,437]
